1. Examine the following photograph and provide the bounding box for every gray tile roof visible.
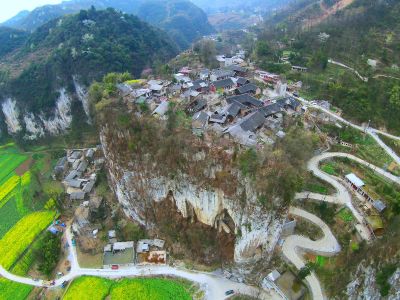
[259,103,282,117]
[239,111,265,132]
[277,97,301,110]
[237,83,258,94]
[227,94,263,108]
[212,78,234,89]
[236,77,249,85]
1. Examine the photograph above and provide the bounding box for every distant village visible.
[117,50,305,147]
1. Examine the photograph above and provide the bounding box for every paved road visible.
[292,93,400,164]
[367,129,400,165]
[282,207,340,300]
[328,59,368,82]
[286,151,400,299]
[0,226,281,300]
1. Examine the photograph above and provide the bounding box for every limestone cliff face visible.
[100,124,286,264]
[0,79,89,139]
[346,263,400,300]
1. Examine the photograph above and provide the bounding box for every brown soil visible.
[148,196,235,265]
[15,157,33,176]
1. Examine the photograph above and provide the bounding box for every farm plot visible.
[0,278,33,300]
[0,147,28,183]
[63,277,112,300]
[63,277,194,300]
[0,211,57,270]
[0,145,34,237]
[110,278,192,300]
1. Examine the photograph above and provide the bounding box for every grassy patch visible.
[337,208,354,223]
[321,163,338,176]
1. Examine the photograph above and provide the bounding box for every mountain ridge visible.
[1,0,214,49]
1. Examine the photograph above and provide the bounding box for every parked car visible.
[111,265,119,270]
[225,290,235,296]
[61,281,69,288]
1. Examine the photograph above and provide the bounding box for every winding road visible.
[281,91,400,299]
[328,59,368,82]
[282,207,341,300]
[284,151,400,299]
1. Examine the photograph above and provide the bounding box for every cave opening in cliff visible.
[148,195,235,266]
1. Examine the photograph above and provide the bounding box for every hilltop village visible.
[116,50,304,147]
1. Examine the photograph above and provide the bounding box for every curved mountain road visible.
[282,207,340,300]
[285,151,400,299]
[292,93,400,164]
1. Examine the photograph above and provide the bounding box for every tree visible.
[298,266,311,280]
[389,85,400,111]
[255,40,271,58]
[308,47,328,70]
[196,40,218,68]
[35,232,61,277]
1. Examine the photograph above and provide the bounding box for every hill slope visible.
[257,0,400,133]
[136,0,214,49]
[2,0,214,49]
[0,27,29,59]
[0,8,178,138]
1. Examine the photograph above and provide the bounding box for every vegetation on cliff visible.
[91,73,317,210]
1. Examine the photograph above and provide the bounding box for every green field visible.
[0,143,59,300]
[0,278,33,300]
[63,276,195,300]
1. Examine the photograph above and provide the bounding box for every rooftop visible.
[212,78,234,89]
[227,94,263,108]
[345,173,365,188]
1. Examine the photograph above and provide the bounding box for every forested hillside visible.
[1,0,214,49]
[256,0,400,133]
[191,0,293,13]
[136,0,214,49]
[0,27,29,59]
[0,8,178,113]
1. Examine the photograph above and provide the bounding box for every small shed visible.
[267,270,281,282]
[372,200,386,213]
[108,230,117,239]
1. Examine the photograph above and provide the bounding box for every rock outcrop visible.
[0,80,88,139]
[100,124,286,264]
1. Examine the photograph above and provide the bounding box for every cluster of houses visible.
[103,231,166,268]
[117,53,304,147]
[345,173,386,236]
[55,147,104,201]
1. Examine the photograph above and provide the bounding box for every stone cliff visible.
[0,80,89,140]
[100,123,286,264]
